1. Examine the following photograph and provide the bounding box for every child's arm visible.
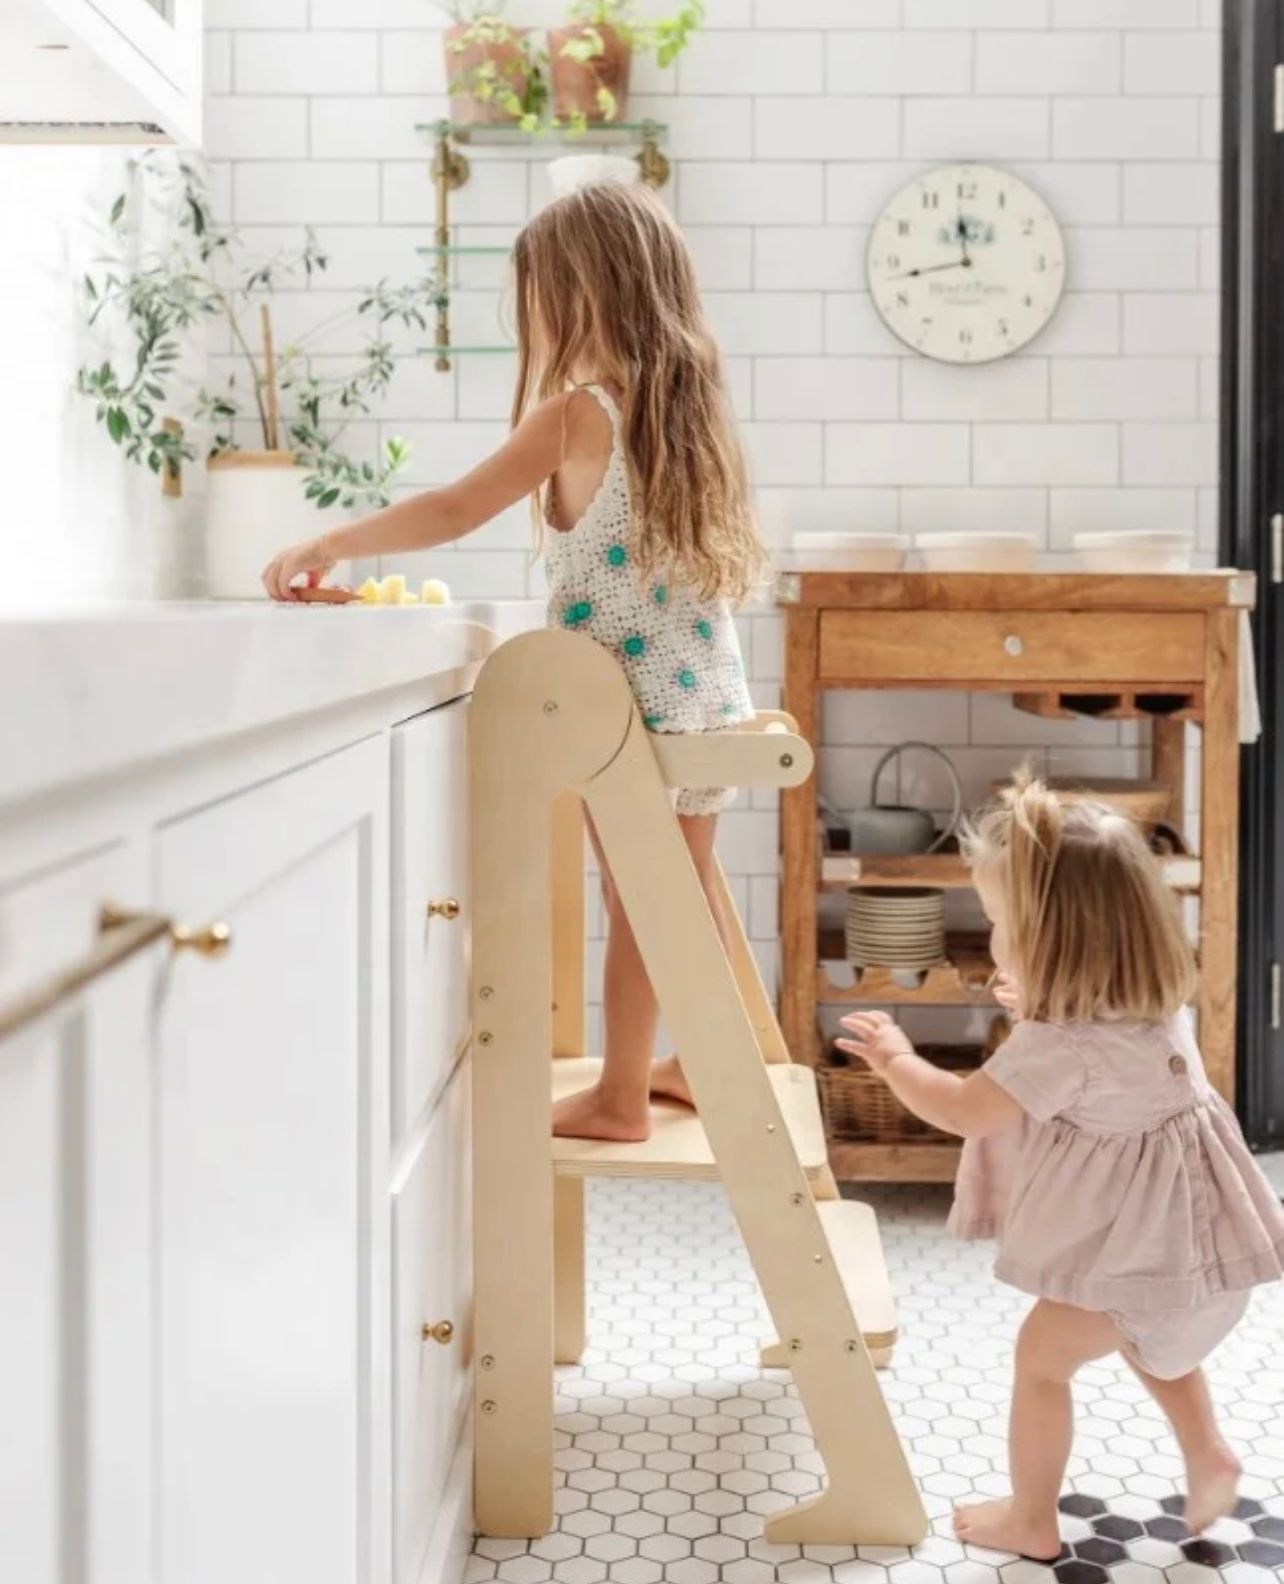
[837,1011,1024,1139]
[262,390,585,600]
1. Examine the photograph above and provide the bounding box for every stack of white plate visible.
[788,531,909,572]
[915,532,1039,572]
[846,886,946,971]
[1072,529,1193,573]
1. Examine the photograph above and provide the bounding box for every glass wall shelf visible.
[415,244,513,258]
[417,118,667,148]
[419,345,515,357]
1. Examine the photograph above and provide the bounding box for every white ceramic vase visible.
[205,451,348,599]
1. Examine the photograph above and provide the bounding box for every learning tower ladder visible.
[470,629,927,1547]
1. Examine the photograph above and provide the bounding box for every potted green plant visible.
[444,2,544,129]
[548,0,703,125]
[76,154,433,598]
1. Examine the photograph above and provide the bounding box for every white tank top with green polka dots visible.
[544,384,754,736]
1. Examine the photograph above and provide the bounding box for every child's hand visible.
[262,536,335,602]
[993,973,1023,1018]
[836,1011,915,1075]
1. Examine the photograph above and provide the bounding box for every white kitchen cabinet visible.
[1,0,203,145]
[0,838,157,1584]
[392,1059,472,1584]
[392,699,471,1140]
[152,737,391,1584]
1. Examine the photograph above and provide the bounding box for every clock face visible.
[867,164,1066,364]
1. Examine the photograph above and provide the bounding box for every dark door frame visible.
[1222,0,1282,1143]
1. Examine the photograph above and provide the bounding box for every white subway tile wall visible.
[204,2,1219,1015]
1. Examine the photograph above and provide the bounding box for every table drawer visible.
[818,610,1205,685]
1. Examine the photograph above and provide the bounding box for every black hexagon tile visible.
[462,1179,1284,1584]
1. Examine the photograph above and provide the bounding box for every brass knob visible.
[171,921,233,958]
[422,1319,455,1345]
[427,898,461,921]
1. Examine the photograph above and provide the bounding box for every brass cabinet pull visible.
[427,898,461,921]
[422,1319,455,1345]
[0,901,232,1046]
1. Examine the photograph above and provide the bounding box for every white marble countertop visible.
[0,598,545,811]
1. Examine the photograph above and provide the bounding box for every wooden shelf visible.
[817,930,995,1006]
[1014,688,1204,723]
[826,1139,963,1183]
[821,851,1201,895]
[550,1057,830,1181]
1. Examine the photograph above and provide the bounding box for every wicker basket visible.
[818,1043,982,1144]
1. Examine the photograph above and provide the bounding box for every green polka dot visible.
[677,668,697,691]
[643,713,666,729]
[607,543,627,568]
[622,635,646,658]
[721,701,738,717]
[653,585,668,606]
[696,619,714,641]
[561,600,594,629]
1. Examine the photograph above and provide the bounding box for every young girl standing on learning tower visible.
[262,181,763,1143]
[839,778,1284,1558]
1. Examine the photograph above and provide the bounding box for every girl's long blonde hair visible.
[511,181,765,603]
[964,772,1196,1024]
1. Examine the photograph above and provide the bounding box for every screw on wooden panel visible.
[479,986,494,1000]
[480,1355,496,1370]
[766,1123,776,1133]
[845,1340,860,1353]
[543,700,559,715]
[481,1400,498,1414]
[813,1254,823,1264]
[788,1339,803,1354]
[790,1192,805,1206]
[478,1031,493,1046]
[780,753,794,768]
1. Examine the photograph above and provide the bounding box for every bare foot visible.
[649,1055,695,1108]
[552,1083,651,1142]
[953,1498,1060,1561]
[1184,1443,1241,1534]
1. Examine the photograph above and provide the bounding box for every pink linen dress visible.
[950,1011,1284,1378]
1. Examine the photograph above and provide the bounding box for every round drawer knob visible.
[1003,634,1024,658]
[427,898,461,921]
[422,1319,455,1345]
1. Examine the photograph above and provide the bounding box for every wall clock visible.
[867,163,1066,365]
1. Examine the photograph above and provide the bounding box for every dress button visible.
[1169,1053,1188,1077]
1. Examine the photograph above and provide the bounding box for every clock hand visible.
[956,215,972,268]
[888,260,969,280]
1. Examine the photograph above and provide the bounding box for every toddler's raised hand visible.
[836,1011,915,1075]
[993,973,1023,1018]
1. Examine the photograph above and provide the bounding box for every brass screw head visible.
[478,1031,493,1047]
[479,986,494,1001]
[788,1339,803,1354]
[845,1340,861,1354]
[481,1399,498,1415]
[790,1192,805,1207]
[780,753,795,769]
[480,1355,496,1371]
[543,701,559,715]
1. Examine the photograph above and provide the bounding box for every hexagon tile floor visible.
[465,1179,1284,1584]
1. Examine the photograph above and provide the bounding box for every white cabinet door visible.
[2,0,202,144]
[392,1060,472,1584]
[0,838,156,1584]
[153,738,391,1584]
[392,700,470,1140]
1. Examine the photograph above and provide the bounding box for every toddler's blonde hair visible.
[963,772,1196,1024]
[511,180,765,603]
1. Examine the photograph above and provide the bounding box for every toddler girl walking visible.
[839,776,1284,1558]
[262,181,763,1143]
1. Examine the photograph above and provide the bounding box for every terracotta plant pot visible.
[548,23,632,124]
[444,21,530,127]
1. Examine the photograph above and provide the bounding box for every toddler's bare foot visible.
[552,1084,651,1142]
[953,1498,1060,1561]
[1184,1443,1241,1534]
[649,1054,695,1108]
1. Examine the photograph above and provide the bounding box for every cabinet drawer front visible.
[818,610,1205,685]
[393,1061,472,1584]
[393,701,470,1137]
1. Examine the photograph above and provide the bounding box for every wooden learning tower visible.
[469,629,927,1547]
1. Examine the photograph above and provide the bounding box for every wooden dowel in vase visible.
[161,416,183,498]
[259,303,281,451]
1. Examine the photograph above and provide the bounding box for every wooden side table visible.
[778,570,1257,1183]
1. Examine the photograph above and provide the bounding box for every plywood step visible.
[551,1057,828,1181]
[761,1199,898,1367]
